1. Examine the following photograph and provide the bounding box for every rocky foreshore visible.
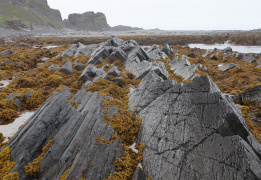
[0,36,260,179]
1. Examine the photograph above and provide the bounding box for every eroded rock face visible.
[8,88,124,179]
[130,74,261,180]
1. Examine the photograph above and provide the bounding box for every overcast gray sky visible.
[48,0,261,30]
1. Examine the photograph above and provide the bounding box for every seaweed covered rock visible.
[130,74,261,180]
[6,88,124,179]
[241,85,261,104]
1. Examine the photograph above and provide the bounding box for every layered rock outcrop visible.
[64,12,110,31]
[2,36,261,180]
[0,0,63,29]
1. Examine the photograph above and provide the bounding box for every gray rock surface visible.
[1,50,13,56]
[58,61,73,75]
[147,44,168,60]
[218,63,236,72]
[130,74,261,180]
[0,60,10,66]
[242,54,256,63]
[258,58,261,67]
[241,85,261,104]
[47,64,60,71]
[209,54,217,60]
[7,88,124,179]
[75,63,84,71]
[170,55,199,80]
[79,64,98,82]
[224,47,232,53]
[162,43,174,56]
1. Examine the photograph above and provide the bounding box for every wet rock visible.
[75,63,84,71]
[104,35,124,47]
[170,55,199,80]
[48,64,60,71]
[1,50,13,56]
[257,58,261,67]
[218,63,236,72]
[0,61,10,66]
[7,89,124,179]
[127,46,150,63]
[104,66,121,79]
[88,45,110,64]
[79,64,98,82]
[41,57,51,62]
[202,52,209,58]
[224,46,232,53]
[147,44,168,60]
[113,77,125,87]
[242,54,256,63]
[58,61,73,75]
[130,75,261,180]
[5,93,22,107]
[241,85,261,104]
[132,169,146,180]
[235,52,242,59]
[13,62,19,67]
[209,54,217,60]
[162,43,174,56]
[126,60,169,80]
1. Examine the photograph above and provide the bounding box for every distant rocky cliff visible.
[0,0,63,30]
[64,12,110,31]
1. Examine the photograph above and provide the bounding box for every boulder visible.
[59,44,78,57]
[0,61,10,66]
[41,57,50,62]
[88,45,110,64]
[47,64,60,71]
[127,46,150,63]
[79,64,98,82]
[75,63,84,71]
[218,63,236,72]
[126,60,169,80]
[170,55,199,80]
[130,74,261,180]
[147,44,168,60]
[162,43,174,56]
[257,58,261,67]
[235,52,242,59]
[1,50,13,56]
[202,52,209,58]
[209,54,217,60]
[104,35,124,47]
[5,93,22,107]
[104,66,121,79]
[224,47,233,53]
[241,85,261,104]
[242,54,256,63]
[58,61,73,75]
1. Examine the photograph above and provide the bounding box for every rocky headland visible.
[0,36,260,179]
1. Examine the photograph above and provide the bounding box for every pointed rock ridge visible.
[7,88,124,179]
[58,61,73,75]
[170,55,199,80]
[129,74,261,180]
[147,44,168,60]
[242,54,256,63]
[104,35,124,47]
[162,43,174,56]
[126,60,169,80]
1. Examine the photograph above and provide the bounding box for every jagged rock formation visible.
[64,12,110,31]
[0,0,63,29]
[2,36,261,180]
[129,74,261,180]
[8,88,124,179]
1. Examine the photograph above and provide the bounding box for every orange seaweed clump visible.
[0,146,19,179]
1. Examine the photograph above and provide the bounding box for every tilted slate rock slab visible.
[241,85,261,104]
[218,63,236,72]
[170,55,199,80]
[58,61,73,75]
[6,88,123,179]
[130,74,261,180]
